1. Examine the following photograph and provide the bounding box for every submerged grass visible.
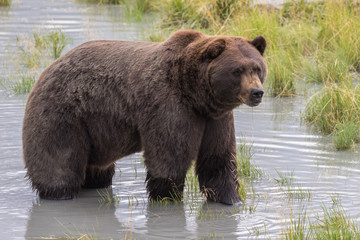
[274,169,312,201]
[282,198,360,240]
[236,138,263,202]
[283,207,312,240]
[237,139,263,180]
[283,198,360,240]
[312,198,360,239]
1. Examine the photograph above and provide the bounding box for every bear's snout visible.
[251,88,264,100]
[248,88,264,106]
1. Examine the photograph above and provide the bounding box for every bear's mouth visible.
[248,100,262,107]
[236,95,262,107]
[238,96,262,107]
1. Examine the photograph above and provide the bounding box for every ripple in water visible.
[0,0,360,239]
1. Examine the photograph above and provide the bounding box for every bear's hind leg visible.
[24,118,90,200]
[82,164,115,189]
[29,147,89,200]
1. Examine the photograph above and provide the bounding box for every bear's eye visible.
[232,68,242,77]
[250,66,261,76]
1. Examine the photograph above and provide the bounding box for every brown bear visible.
[23,30,267,205]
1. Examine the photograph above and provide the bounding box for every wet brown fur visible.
[23,30,267,204]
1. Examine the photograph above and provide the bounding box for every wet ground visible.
[0,0,359,239]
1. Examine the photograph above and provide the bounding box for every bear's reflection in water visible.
[145,201,239,239]
[25,188,127,239]
[26,188,239,239]
[145,202,187,239]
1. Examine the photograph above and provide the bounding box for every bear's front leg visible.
[140,107,205,202]
[196,112,240,205]
[146,173,185,201]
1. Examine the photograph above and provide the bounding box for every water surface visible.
[0,1,359,239]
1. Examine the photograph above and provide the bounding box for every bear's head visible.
[201,36,267,108]
[175,31,267,118]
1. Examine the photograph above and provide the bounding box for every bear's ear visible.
[250,36,266,55]
[202,39,226,62]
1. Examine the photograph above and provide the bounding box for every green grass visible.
[282,198,360,240]
[267,49,296,97]
[184,165,201,209]
[12,76,36,94]
[17,29,68,68]
[139,0,360,142]
[123,0,152,21]
[333,121,360,150]
[76,0,123,4]
[283,207,312,240]
[2,29,69,94]
[304,84,360,142]
[274,169,294,187]
[312,198,360,239]
[274,169,312,201]
[46,30,69,59]
[0,0,11,6]
[298,51,352,84]
[159,0,206,28]
[236,139,263,202]
[237,140,263,180]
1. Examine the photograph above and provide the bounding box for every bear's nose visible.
[250,88,264,99]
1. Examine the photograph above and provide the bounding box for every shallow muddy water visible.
[0,0,360,239]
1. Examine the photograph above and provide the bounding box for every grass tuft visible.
[12,76,36,94]
[283,207,312,240]
[333,121,360,150]
[304,84,360,136]
[0,0,11,6]
[236,138,263,201]
[236,140,263,180]
[274,169,312,201]
[1,29,70,94]
[312,198,360,239]
[76,0,123,4]
[282,197,360,239]
[123,0,152,21]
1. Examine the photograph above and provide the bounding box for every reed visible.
[267,49,296,97]
[0,0,11,6]
[312,198,360,239]
[3,29,69,94]
[283,207,312,240]
[76,0,123,4]
[159,0,206,28]
[282,198,360,239]
[304,84,360,137]
[274,169,312,201]
[123,0,152,21]
[12,76,36,94]
[236,140,263,180]
[333,121,360,150]
[316,1,360,69]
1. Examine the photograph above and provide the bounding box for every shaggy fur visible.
[23,30,267,204]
